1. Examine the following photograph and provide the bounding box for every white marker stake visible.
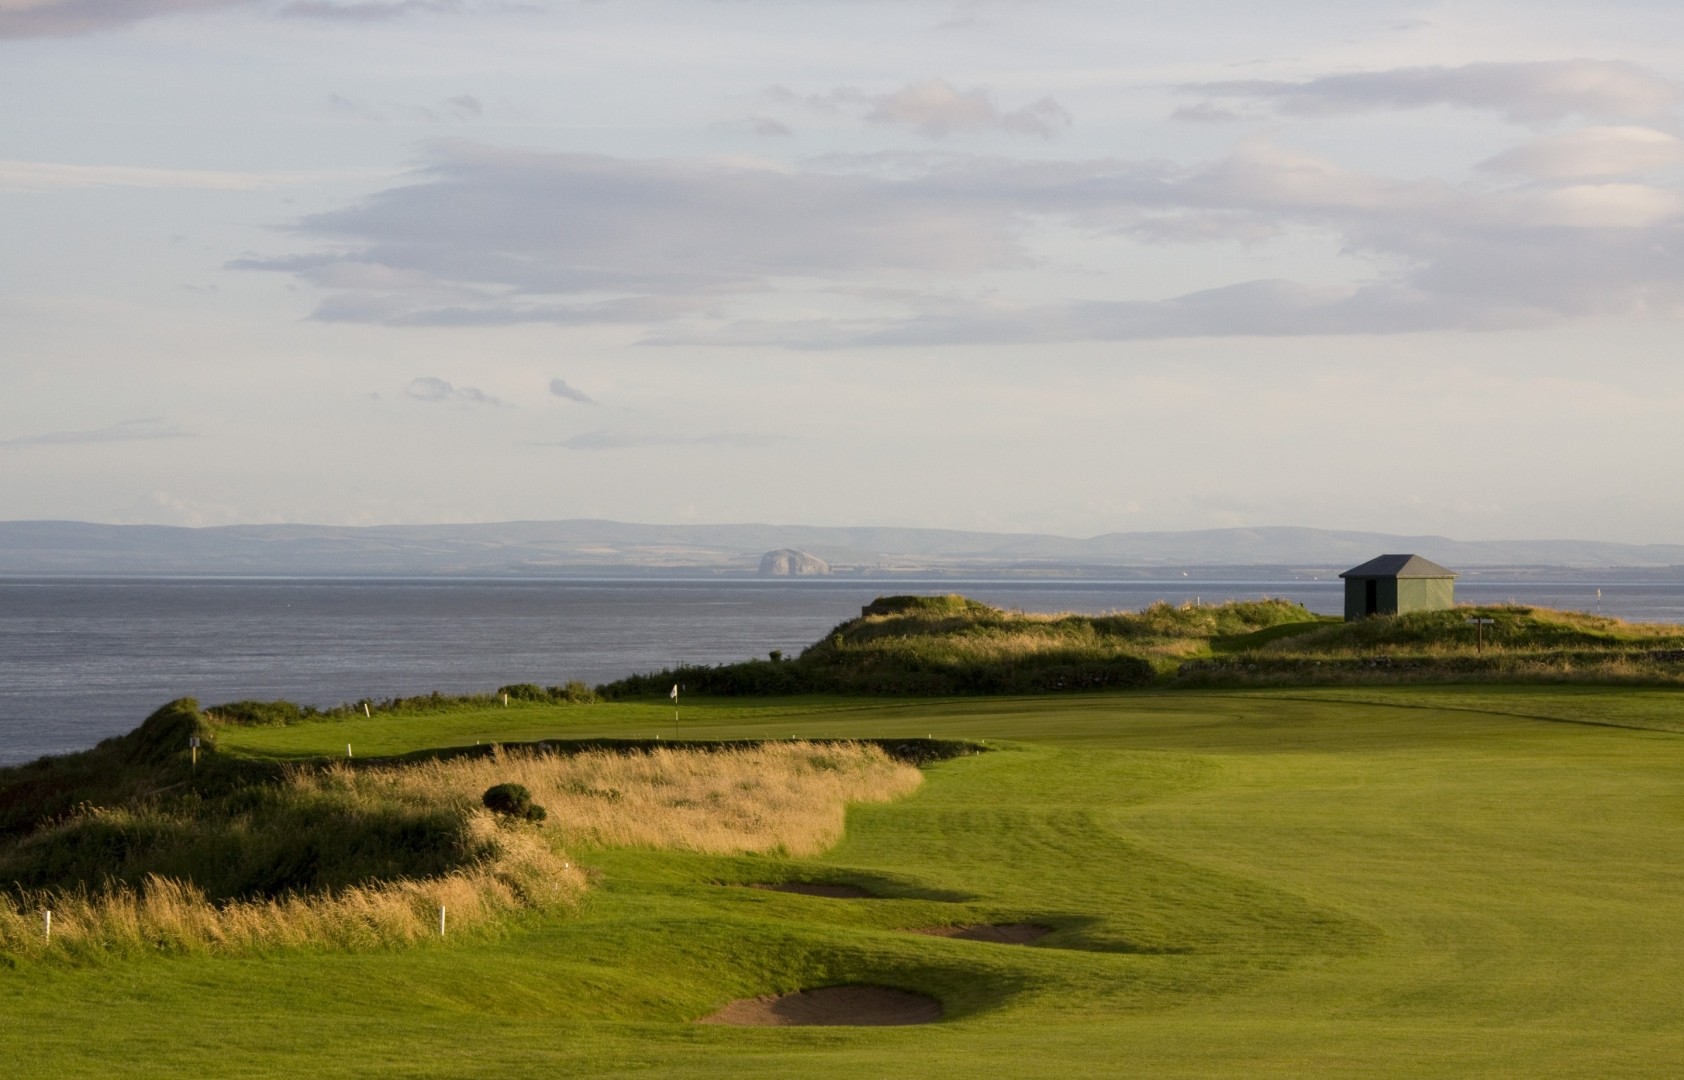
[502,693,509,707]
[363,702,371,718]
[438,905,446,937]
[347,743,353,759]
[44,910,51,943]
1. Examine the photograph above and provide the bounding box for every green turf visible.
[7,686,1684,1078]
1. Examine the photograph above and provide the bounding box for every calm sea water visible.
[2,576,1678,765]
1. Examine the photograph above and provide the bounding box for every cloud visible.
[0,0,245,38]
[862,79,1071,139]
[544,430,789,451]
[750,117,794,138]
[277,0,459,20]
[442,94,482,119]
[236,140,1028,325]
[762,79,1071,140]
[1169,101,1251,125]
[548,378,594,404]
[326,93,486,125]
[404,376,507,406]
[0,417,194,447]
[1192,60,1681,124]
[243,136,1684,348]
[1479,126,1684,179]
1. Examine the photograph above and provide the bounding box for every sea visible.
[3,575,1681,766]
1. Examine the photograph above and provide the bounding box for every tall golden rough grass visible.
[0,811,583,961]
[306,740,923,858]
[0,741,917,960]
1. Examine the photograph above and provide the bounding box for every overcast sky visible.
[4,0,1683,542]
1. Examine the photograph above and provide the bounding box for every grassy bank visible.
[0,704,918,960]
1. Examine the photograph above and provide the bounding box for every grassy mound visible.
[1,698,227,842]
[0,706,920,960]
[1182,604,1684,685]
[602,595,1313,698]
[0,699,477,901]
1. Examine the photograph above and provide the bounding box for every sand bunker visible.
[747,882,874,898]
[906,923,1050,944]
[698,985,942,1027]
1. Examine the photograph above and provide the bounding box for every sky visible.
[4,0,1684,543]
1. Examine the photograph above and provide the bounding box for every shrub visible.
[207,699,315,726]
[497,683,549,703]
[556,680,597,704]
[496,681,597,705]
[483,783,547,822]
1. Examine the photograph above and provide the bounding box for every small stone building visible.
[1339,554,1457,621]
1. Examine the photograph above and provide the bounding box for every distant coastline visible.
[4,519,1683,579]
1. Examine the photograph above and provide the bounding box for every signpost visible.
[1465,617,1495,653]
[189,735,201,770]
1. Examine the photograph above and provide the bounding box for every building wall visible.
[1345,576,1454,620]
[1397,577,1455,614]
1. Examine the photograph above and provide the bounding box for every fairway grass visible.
[6,687,1684,1077]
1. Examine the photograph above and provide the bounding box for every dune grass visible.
[0,825,575,961]
[601,596,1312,697]
[1270,603,1684,653]
[0,727,918,961]
[4,686,1683,1078]
[298,741,922,858]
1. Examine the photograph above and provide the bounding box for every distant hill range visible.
[3,520,1683,579]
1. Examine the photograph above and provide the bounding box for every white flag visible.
[670,684,679,702]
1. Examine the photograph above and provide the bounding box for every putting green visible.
[5,686,1683,1078]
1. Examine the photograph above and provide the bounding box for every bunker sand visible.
[697,985,942,1026]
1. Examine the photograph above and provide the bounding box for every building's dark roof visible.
[1338,554,1457,579]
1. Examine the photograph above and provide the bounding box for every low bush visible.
[483,782,547,823]
[497,681,599,705]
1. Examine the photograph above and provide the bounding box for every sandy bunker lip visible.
[746,882,875,898]
[906,923,1050,944]
[698,985,942,1027]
